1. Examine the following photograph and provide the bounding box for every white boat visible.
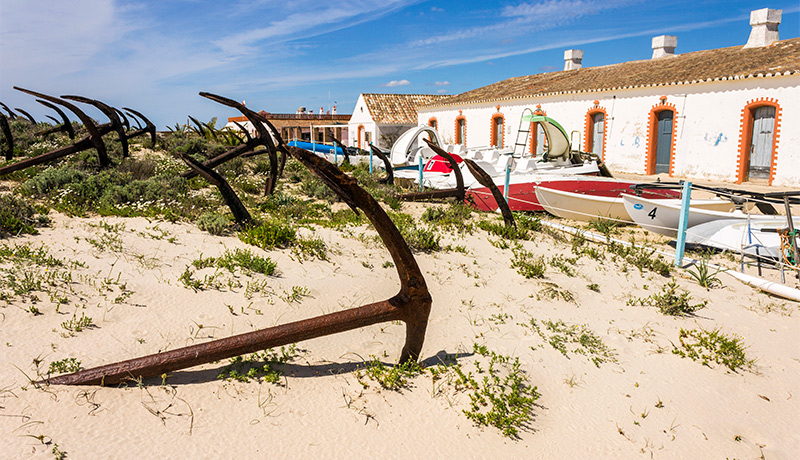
[537,186,744,223]
[622,194,782,237]
[685,219,787,260]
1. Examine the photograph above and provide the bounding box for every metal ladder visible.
[512,108,535,157]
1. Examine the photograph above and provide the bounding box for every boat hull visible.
[685,219,786,259]
[468,178,678,213]
[622,194,783,237]
[536,187,738,223]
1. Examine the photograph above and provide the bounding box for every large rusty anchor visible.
[44,143,432,386]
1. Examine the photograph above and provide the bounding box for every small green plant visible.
[549,254,577,277]
[586,283,600,292]
[356,358,423,391]
[607,240,671,276]
[511,246,545,278]
[587,216,619,237]
[217,345,298,383]
[48,358,82,374]
[526,319,617,367]
[61,311,93,332]
[686,255,724,288]
[536,282,575,302]
[281,285,310,303]
[628,280,707,316]
[453,344,540,438]
[478,220,528,240]
[673,328,754,371]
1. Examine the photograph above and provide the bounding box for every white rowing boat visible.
[536,186,741,223]
[622,194,782,237]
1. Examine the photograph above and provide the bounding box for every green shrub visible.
[478,220,528,240]
[196,212,230,235]
[239,221,297,249]
[422,202,474,233]
[0,194,42,236]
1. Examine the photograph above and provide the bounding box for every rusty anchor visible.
[43,139,432,386]
[0,88,155,177]
[398,139,515,227]
[181,93,281,196]
[35,99,76,140]
[0,115,12,161]
[368,144,394,185]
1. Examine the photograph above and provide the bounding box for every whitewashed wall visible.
[418,74,799,186]
[347,95,376,149]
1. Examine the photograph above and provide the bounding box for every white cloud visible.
[213,0,422,56]
[383,79,411,87]
[434,81,450,86]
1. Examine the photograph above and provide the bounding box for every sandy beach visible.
[1,190,798,459]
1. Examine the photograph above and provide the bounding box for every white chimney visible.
[744,8,781,48]
[652,35,677,58]
[564,49,583,71]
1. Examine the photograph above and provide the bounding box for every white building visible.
[418,8,799,186]
[348,93,450,150]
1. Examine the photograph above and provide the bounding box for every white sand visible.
[1,208,798,459]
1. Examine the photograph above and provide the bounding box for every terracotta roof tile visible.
[362,93,451,124]
[425,38,800,108]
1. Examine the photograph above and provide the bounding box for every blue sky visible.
[1,1,798,129]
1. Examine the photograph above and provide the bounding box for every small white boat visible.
[622,194,782,237]
[537,187,746,223]
[685,219,786,260]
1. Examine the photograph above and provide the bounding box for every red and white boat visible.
[468,177,677,212]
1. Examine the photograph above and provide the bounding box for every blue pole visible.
[418,154,424,191]
[369,147,373,174]
[675,181,692,266]
[334,147,338,166]
[504,161,511,203]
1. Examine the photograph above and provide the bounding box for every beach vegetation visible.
[536,282,575,303]
[453,344,540,438]
[61,311,93,333]
[389,211,440,252]
[686,254,724,289]
[549,254,577,277]
[48,358,82,375]
[478,220,528,240]
[356,357,423,391]
[217,345,298,383]
[586,216,620,237]
[511,246,545,278]
[627,280,707,316]
[673,328,754,372]
[421,202,474,234]
[196,211,230,235]
[0,194,49,237]
[607,240,671,277]
[526,319,617,367]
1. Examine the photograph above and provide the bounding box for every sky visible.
[1,0,798,130]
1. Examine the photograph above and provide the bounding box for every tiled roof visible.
[425,38,800,108]
[362,93,451,124]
